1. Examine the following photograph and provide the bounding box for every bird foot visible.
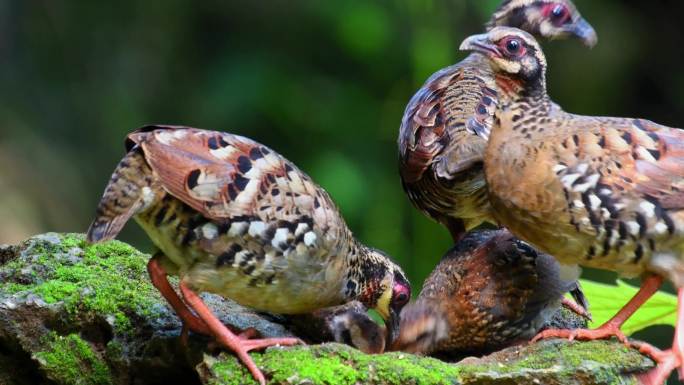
[561,297,592,321]
[632,343,681,385]
[532,322,627,345]
[239,336,303,352]
[216,334,303,385]
[191,324,260,350]
[178,280,304,385]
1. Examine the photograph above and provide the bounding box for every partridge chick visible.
[87,125,411,385]
[461,27,684,384]
[399,0,597,240]
[286,301,386,354]
[393,229,587,356]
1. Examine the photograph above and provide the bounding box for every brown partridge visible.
[392,229,588,356]
[87,125,411,385]
[461,27,684,384]
[398,0,597,241]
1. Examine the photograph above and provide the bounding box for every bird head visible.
[349,247,411,350]
[390,300,448,354]
[331,310,386,354]
[460,27,547,89]
[487,0,597,48]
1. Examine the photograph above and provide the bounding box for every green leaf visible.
[576,279,676,335]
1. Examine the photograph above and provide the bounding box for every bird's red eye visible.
[499,37,526,57]
[544,4,571,26]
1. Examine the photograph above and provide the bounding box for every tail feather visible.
[86,146,157,243]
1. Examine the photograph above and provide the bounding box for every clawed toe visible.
[241,337,303,352]
[221,337,302,385]
[635,349,679,385]
[532,324,627,344]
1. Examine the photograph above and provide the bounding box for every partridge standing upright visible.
[392,229,586,356]
[461,27,684,384]
[398,0,597,241]
[87,125,411,385]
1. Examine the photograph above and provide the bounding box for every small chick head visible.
[331,311,386,354]
[391,301,448,355]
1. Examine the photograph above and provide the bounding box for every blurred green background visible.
[0,0,682,379]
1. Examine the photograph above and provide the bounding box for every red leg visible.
[147,257,210,336]
[179,280,302,385]
[634,347,678,385]
[675,288,684,379]
[636,287,684,385]
[561,297,592,321]
[533,275,664,344]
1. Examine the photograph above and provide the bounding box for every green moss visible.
[206,344,462,385]
[0,233,162,332]
[461,340,646,374]
[203,340,648,385]
[34,333,113,385]
[105,340,124,360]
[4,282,30,294]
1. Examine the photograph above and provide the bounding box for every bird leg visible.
[533,275,664,344]
[635,287,684,385]
[149,256,264,346]
[147,256,211,340]
[179,280,302,385]
[677,287,684,380]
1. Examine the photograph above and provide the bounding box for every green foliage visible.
[579,279,676,335]
[336,3,391,58]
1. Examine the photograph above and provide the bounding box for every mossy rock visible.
[198,340,651,385]
[0,233,654,385]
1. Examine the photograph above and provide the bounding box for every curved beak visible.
[571,18,598,48]
[385,307,401,350]
[459,33,500,58]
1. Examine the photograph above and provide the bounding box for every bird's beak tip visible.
[459,33,486,52]
[574,19,598,48]
[460,34,498,57]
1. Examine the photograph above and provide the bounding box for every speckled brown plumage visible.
[461,27,684,385]
[392,229,582,356]
[398,0,596,240]
[87,125,410,384]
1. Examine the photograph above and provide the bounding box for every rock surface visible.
[0,233,654,385]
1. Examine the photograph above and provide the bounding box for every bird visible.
[86,125,411,385]
[398,0,597,242]
[391,229,588,357]
[460,27,684,385]
[285,301,386,354]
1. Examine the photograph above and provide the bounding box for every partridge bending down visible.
[398,0,597,241]
[392,229,588,356]
[87,125,411,385]
[461,27,684,384]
